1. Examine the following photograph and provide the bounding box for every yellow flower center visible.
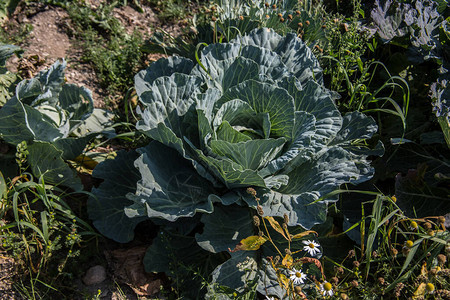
[309,243,315,248]
[411,221,418,229]
[426,283,435,292]
[405,240,414,248]
[323,282,332,291]
[295,272,302,278]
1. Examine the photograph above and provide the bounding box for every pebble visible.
[82,265,107,286]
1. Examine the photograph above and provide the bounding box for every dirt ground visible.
[6,1,168,107]
[0,1,179,298]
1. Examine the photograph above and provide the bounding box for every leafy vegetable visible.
[371,0,445,59]
[144,0,327,59]
[0,59,114,189]
[0,43,21,105]
[430,74,450,147]
[89,28,381,296]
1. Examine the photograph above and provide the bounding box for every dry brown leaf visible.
[106,246,163,297]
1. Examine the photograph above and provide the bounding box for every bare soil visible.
[0,252,17,299]
[6,1,168,107]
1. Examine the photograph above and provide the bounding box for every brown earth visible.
[5,1,169,108]
[0,252,17,299]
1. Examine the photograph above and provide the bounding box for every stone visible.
[82,265,107,286]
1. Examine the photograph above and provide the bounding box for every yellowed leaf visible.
[420,262,427,276]
[228,235,268,252]
[279,273,290,291]
[282,254,293,268]
[413,283,426,299]
[291,230,317,239]
[74,155,98,170]
[264,216,289,240]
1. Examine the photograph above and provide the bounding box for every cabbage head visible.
[88,28,383,296]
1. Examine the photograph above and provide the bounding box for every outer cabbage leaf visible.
[210,251,259,292]
[27,142,82,190]
[196,204,253,253]
[0,44,20,67]
[144,230,224,299]
[124,142,217,221]
[134,56,194,95]
[196,205,259,292]
[87,150,146,243]
[0,97,62,144]
[0,44,20,106]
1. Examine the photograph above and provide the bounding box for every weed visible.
[63,1,147,103]
[0,149,98,298]
[148,0,188,22]
[321,194,449,299]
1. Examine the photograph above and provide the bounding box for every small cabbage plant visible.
[430,75,450,147]
[0,60,114,189]
[88,28,383,297]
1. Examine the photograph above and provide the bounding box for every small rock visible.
[82,265,107,286]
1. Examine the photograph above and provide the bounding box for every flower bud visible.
[348,249,355,258]
[257,205,264,216]
[283,213,289,224]
[246,187,257,197]
[340,293,349,300]
[253,215,260,227]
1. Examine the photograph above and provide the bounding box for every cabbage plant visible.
[88,28,382,297]
[0,60,114,189]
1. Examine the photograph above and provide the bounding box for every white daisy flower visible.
[319,281,334,297]
[265,296,276,300]
[302,240,321,256]
[288,268,307,285]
